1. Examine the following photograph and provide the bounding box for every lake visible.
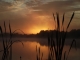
[0,38,80,60]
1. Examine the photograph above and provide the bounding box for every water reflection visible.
[9,41,48,60]
[0,38,80,60]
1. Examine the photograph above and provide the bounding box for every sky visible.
[0,0,80,34]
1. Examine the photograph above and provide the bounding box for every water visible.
[0,38,80,60]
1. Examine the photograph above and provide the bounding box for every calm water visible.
[0,38,80,60]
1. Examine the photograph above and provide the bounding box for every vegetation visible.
[47,12,77,60]
[36,46,43,60]
[36,29,80,38]
[0,21,24,60]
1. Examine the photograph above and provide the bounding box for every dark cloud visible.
[14,0,24,1]
[0,0,13,12]
[0,0,80,13]
[67,0,80,2]
[25,0,42,7]
[31,1,80,13]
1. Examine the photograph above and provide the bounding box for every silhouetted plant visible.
[36,45,43,60]
[20,56,22,60]
[48,12,77,60]
[0,21,24,60]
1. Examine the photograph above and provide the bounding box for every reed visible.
[0,21,24,60]
[36,45,43,60]
[20,56,22,60]
[48,12,77,60]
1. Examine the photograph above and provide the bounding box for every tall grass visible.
[36,45,43,60]
[48,12,77,60]
[20,56,22,60]
[0,21,24,60]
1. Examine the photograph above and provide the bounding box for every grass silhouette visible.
[0,21,24,60]
[47,12,77,60]
[36,45,43,60]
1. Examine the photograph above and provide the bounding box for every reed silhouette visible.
[0,21,24,60]
[47,12,77,60]
[36,45,43,60]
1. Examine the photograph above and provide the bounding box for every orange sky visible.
[0,0,80,34]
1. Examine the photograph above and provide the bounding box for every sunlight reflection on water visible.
[0,38,80,60]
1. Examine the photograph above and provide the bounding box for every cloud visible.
[31,0,80,13]
[0,0,26,12]
[0,0,80,13]
[24,0,80,17]
[0,0,13,12]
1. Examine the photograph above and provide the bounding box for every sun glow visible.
[22,14,55,34]
[27,27,48,34]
